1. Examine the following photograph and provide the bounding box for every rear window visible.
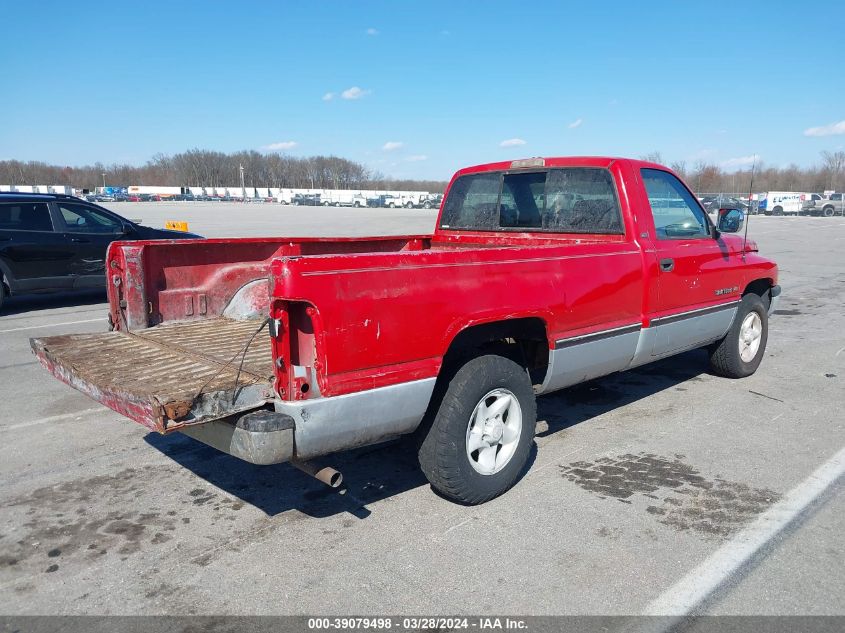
[0,202,54,231]
[439,168,622,234]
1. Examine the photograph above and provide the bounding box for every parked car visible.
[419,194,443,209]
[702,196,750,214]
[28,157,780,505]
[802,193,844,216]
[292,193,321,206]
[0,193,202,311]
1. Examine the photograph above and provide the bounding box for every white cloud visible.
[382,141,404,151]
[262,141,298,151]
[405,155,428,162]
[721,155,758,169]
[803,120,845,137]
[322,92,335,101]
[568,118,583,129]
[366,27,379,35]
[341,86,370,100]
[499,138,526,147]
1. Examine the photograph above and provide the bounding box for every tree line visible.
[2,148,844,195]
[640,151,845,194]
[0,149,448,193]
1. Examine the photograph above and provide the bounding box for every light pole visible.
[102,172,106,190]
[239,163,246,202]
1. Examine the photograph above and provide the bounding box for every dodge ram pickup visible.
[31,157,780,504]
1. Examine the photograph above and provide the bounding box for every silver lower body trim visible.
[539,330,640,394]
[275,377,437,459]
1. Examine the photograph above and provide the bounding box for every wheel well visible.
[442,318,549,386]
[743,278,773,308]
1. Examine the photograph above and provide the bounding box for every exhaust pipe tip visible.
[292,460,343,489]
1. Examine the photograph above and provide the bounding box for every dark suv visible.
[0,193,202,311]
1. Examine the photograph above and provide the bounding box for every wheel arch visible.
[743,277,775,309]
[440,316,551,386]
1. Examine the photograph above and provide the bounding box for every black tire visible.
[423,201,432,209]
[823,206,835,217]
[0,279,5,313]
[709,293,769,378]
[773,206,783,216]
[388,202,396,208]
[405,202,414,209]
[417,354,536,504]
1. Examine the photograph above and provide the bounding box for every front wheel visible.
[823,206,835,217]
[709,293,769,378]
[417,354,536,504]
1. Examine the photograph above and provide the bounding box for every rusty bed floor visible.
[30,317,275,432]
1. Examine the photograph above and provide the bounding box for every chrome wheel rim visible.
[465,389,522,475]
[739,312,763,363]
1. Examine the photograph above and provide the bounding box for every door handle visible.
[70,237,90,243]
[659,257,675,272]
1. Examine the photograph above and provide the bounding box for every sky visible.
[1,0,844,181]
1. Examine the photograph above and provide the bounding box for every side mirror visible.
[717,208,744,234]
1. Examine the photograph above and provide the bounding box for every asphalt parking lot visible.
[0,205,842,616]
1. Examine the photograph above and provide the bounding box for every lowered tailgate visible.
[30,317,275,433]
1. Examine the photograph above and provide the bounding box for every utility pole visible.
[239,163,246,202]
[102,172,106,190]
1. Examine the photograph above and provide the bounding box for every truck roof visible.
[454,156,662,177]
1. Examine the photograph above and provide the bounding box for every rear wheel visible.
[418,354,536,504]
[709,293,768,378]
[0,278,6,313]
[405,201,414,209]
[823,205,835,217]
[773,206,784,216]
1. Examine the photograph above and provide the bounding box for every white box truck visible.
[758,192,803,216]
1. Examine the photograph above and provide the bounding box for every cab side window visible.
[0,203,54,231]
[641,169,710,239]
[57,203,122,233]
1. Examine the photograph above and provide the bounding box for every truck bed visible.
[31,317,274,433]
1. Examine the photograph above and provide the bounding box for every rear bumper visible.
[179,410,294,465]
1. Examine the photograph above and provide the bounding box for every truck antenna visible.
[742,155,757,261]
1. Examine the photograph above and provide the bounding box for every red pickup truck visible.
[31,157,780,504]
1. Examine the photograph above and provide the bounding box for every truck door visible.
[0,201,74,291]
[639,168,740,357]
[53,201,125,289]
